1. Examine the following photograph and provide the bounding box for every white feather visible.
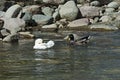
[33,39,55,49]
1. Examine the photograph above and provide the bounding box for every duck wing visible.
[76,35,91,43]
[46,40,55,48]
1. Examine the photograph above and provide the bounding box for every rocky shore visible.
[0,0,120,42]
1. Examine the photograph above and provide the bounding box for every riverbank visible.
[0,0,120,42]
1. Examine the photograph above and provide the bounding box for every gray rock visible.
[99,15,113,22]
[68,18,90,28]
[90,23,118,30]
[59,1,79,21]
[105,8,115,13]
[43,0,65,4]
[32,14,53,25]
[79,6,101,17]
[3,18,25,34]
[22,12,32,21]
[42,7,54,16]
[90,1,100,6]
[42,24,57,29]
[2,33,19,42]
[52,8,60,22]
[107,1,119,9]
[5,4,21,18]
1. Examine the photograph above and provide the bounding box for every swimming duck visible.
[33,38,55,49]
[64,33,91,45]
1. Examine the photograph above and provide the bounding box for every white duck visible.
[33,38,55,49]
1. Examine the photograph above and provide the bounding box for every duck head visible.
[35,39,43,45]
[64,34,75,45]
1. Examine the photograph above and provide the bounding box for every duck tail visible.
[46,40,55,48]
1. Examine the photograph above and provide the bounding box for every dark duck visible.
[64,33,91,45]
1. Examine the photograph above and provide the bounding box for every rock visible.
[90,23,118,30]
[99,15,113,22]
[105,8,115,13]
[0,29,10,36]
[3,18,25,34]
[90,1,100,6]
[107,1,119,9]
[68,18,90,28]
[77,0,87,4]
[0,11,5,17]
[42,7,54,16]
[19,31,34,39]
[32,14,53,25]
[59,1,79,21]
[22,12,32,21]
[5,4,21,18]
[43,0,65,4]
[23,5,40,14]
[52,8,60,22]
[79,6,101,17]
[41,24,57,31]
[2,33,19,42]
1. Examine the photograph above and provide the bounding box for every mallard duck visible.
[33,38,55,49]
[64,33,91,45]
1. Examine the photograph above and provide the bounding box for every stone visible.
[59,1,79,21]
[107,1,119,9]
[79,6,101,17]
[42,7,54,16]
[32,14,53,25]
[68,18,90,28]
[90,23,118,30]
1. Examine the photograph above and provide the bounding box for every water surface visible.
[0,31,120,80]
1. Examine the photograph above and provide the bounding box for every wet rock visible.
[43,0,65,4]
[32,14,53,25]
[79,6,101,17]
[19,31,34,39]
[41,24,57,31]
[59,1,79,21]
[2,33,19,42]
[90,23,118,30]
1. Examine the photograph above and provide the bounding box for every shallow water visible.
[0,31,120,80]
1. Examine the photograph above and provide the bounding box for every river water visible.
[0,31,120,80]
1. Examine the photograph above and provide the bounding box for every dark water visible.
[0,31,120,80]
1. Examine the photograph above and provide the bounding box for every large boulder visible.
[4,4,22,18]
[59,1,79,21]
[3,18,25,34]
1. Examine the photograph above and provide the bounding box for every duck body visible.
[64,34,91,45]
[33,39,55,49]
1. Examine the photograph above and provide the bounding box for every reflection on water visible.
[0,31,120,80]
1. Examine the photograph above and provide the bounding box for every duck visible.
[64,33,91,45]
[33,38,55,49]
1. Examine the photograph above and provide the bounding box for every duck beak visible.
[64,36,69,40]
